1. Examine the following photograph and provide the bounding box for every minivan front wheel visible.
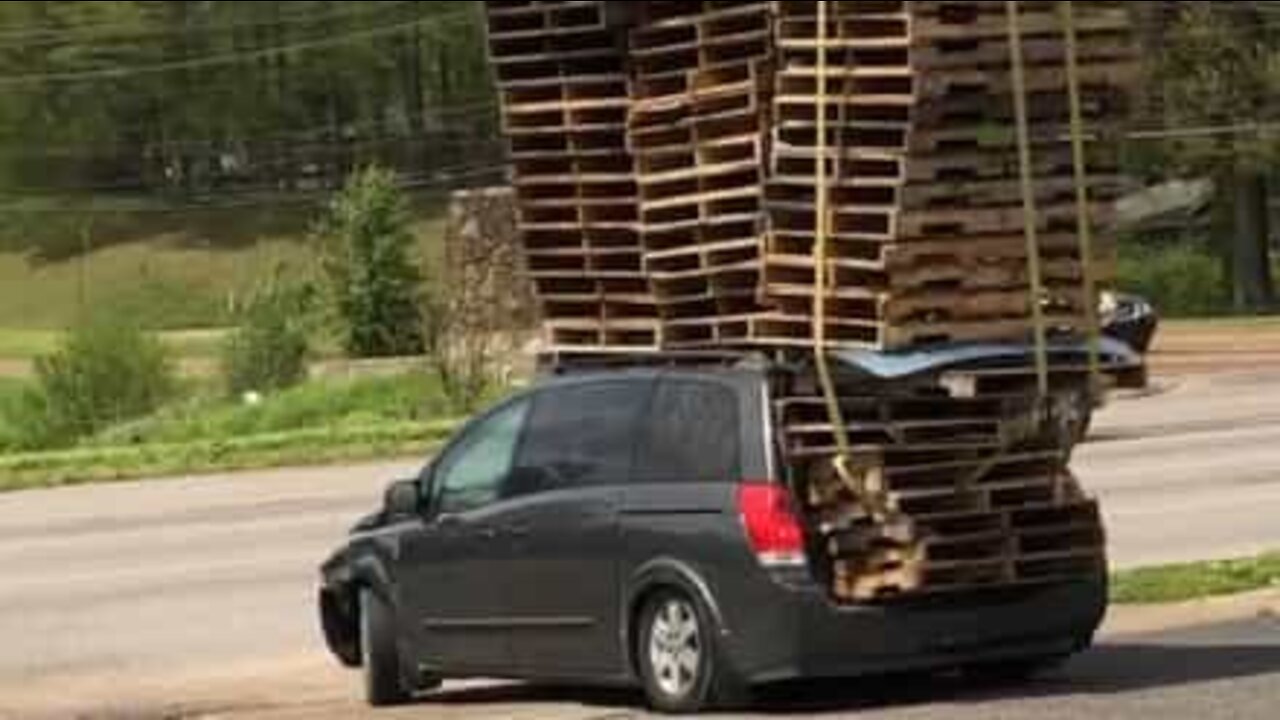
[359,587,411,707]
[638,590,731,714]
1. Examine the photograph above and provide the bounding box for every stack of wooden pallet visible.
[774,360,1106,601]
[763,0,915,349]
[627,1,774,348]
[485,0,1133,355]
[486,0,661,354]
[889,0,1135,347]
[483,1,1134,600]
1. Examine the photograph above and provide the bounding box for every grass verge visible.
[0,376,32,450]
[0,420,458,492]
[0,328,231,362]
[0,370,492,490]
[94,371,465,446]
[1111,553,1280,605]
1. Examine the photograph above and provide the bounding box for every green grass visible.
[0,240,319,330]
[0,420,458,492]
[1116,242,1231,318]
[0,368,470,487]
[0,376,28,400]
[93,371,466,447]
[0,328,234,362]
[0,377,29,451]
[1111,553,1280,605]
[0,330,60,360]
[0,370,493,490]
[0,214,447,331]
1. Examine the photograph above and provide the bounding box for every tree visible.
[1153,1,1278,311]
[318,166,425,358]
[0,0,501,250]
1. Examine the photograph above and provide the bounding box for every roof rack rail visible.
[537,349,774,375]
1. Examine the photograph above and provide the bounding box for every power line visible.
[0,103,501,158]
[0,8,479,87]
[0,95,499,148]
[0,139,508,195]
[0,1,416,46]
[0,165,512,215]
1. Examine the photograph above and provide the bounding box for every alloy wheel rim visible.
[648,598,702,698]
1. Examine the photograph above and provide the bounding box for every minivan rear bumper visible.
[723,576,1107,685]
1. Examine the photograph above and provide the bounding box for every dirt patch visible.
[0,359,30,379]
[1146,321,1280,377]
[0,655,349,720]
[1104,589,1280,638]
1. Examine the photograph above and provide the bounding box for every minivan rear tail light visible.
[737,482,807,569]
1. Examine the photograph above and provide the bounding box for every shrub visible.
[222,275,316,398]
[32,314,176,447]
[318,167,425,358]
[0,379,27,452]
[93,371,456,447]
[1117,242,1231,317]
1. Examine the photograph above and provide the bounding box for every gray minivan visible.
[318,359,1112,714]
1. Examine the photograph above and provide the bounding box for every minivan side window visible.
[509,380,651,498]
[635,379,740,484]
[432,398,531,515]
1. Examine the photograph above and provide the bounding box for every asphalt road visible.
[3,369,1280,718]
[1080,370,1280,568]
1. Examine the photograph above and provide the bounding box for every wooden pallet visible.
[898,201,1116,241]
[486,1,610,40]
[660,311,884,350]
[912,3,1130,43]
[486,1,665,354]
[886,315,1091,349]
[544,322,664,354]
[903,146,1121,188]
[914,28,1134,72]
[776,361,1105,601]
[889,257,1111,295]
[902,173,1125,211]
[628,2,775,340]
[500,76,633,116]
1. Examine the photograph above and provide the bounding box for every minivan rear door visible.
[497,378,654,677]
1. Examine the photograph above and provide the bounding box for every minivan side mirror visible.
[384,479,421,519]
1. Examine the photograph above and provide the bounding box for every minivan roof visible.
[533,363,765,392]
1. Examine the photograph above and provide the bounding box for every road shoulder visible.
[1104,588,1280,637]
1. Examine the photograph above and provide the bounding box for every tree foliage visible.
[1145,1,1278,310]
[1153,2,1280,175]
[319,166,424,358]
[222,269,317,397]
[0,2,499,217]
[32,313,176,446]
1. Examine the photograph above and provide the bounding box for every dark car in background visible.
[317,356,1116,714]
[1101,291,1159,354]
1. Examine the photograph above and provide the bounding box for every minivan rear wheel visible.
[638,590,736,714]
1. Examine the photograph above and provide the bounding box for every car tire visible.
[359,587,412,707]
[637,589,743,714]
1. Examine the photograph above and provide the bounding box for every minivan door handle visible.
[504,524,531,540]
